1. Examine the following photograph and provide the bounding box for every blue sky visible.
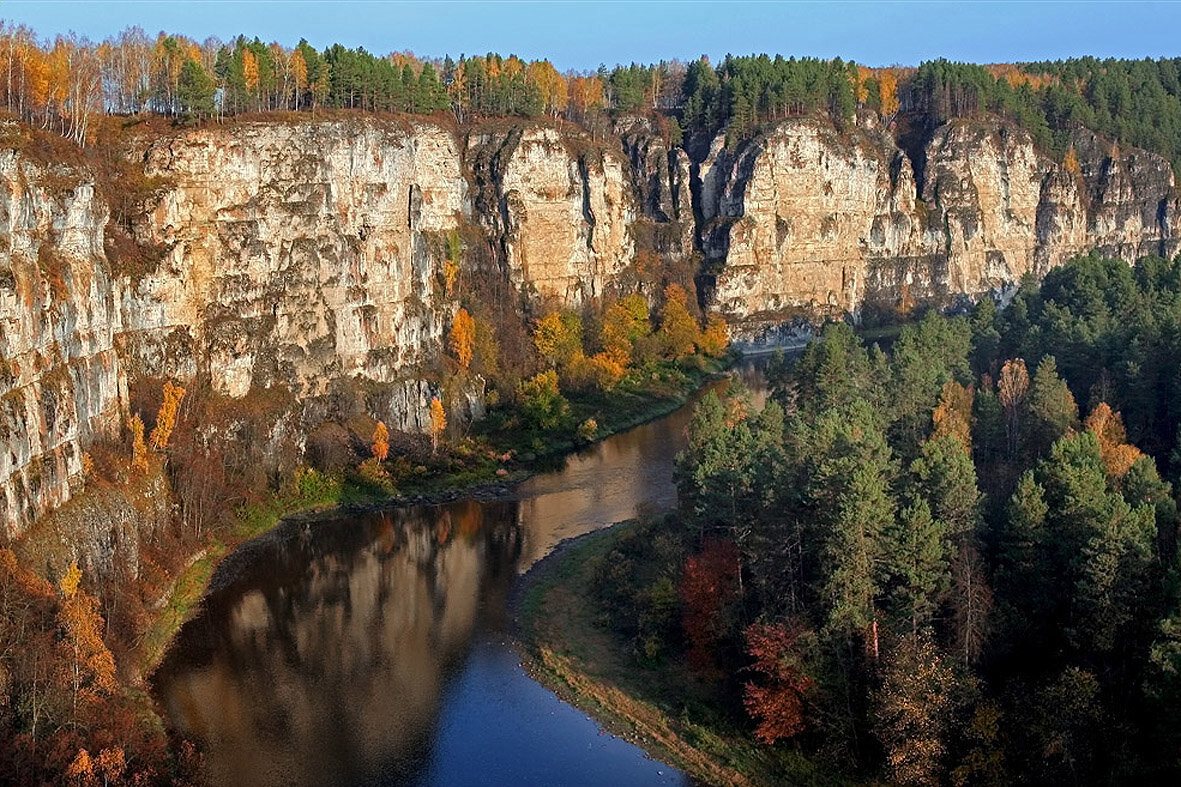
[3,1,1181,71]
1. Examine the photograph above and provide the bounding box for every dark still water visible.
[152,363,768,786]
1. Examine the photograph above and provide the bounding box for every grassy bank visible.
[515,519,840,787]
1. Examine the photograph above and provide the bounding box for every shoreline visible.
[510,522,754,787]
[135,363,728,684]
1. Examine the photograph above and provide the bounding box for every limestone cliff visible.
[699,117,1179,344]
[0,117,637,537]
[2,111,1179,537]
[0,150,123,535]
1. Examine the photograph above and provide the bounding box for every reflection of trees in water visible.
[154,500,522,787]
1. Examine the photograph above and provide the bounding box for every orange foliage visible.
[1063,146,1081,176]
[879,70,899,117]
[372,421,389,462]
[430,397,447,454]
[743,622,813,744]
[149,380,186,450]
[932,381,974,452]
[527,60,567,116]
[698,313,729,357]
[1085,402,1143,479]
[450,308,476,370]
[129,415,148,473]
[242,48,259,91]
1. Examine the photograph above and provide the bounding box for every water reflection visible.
[153,361,771,786]
[156,502,521,785]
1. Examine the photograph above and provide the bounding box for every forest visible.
[0,240,728,783]
[7,20,1181,168]
[584,251,1181,782]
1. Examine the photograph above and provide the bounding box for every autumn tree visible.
[129,415,148,472]
[879,70,899,117]
[698,313,729,357]
[372,421,389,462]
[1063,146,1081,175]
[742,622,813,743]
[933,380,974,452]
[657,284,700,359]
[998,358,1030,458]
[533,310,583,370]
[517,370,570,431]
[450,307,475,370]
[429,397,446,455]
[149,380,186,449]
[1084,402,1142,479]
[874,634,956,785]
[680,539,741,672]
[56,564,116,724]
[600,293,651,367]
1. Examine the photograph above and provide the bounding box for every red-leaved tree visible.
[743,622,813,744]
[680,538,741,672]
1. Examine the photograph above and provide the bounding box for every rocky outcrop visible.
[0,118,637,536]
[700,117,1180,342]
[467,125,634,304]
[3,111,1180,536]
[0,151,124,536]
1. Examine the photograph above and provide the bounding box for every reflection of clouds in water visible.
[156,505,519,787]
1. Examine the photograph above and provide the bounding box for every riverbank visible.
[513,519,839,787]
[134,357,730,684]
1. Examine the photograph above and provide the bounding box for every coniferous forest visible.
[582,252,1181,783]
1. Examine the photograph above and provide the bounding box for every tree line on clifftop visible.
[589,250,1181,782]
[5,21,1181,170]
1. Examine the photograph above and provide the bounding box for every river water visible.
[152,363,767,786]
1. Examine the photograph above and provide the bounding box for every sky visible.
[3,1,1181,71]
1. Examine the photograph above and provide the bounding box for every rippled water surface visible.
[153,363,768,786]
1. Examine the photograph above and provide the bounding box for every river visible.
[152,362,768,786]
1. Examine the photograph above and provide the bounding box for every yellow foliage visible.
[534,310,583,368]
[658,284,701,359]
[66,749,94,782]
[879,70,899,117]
[577,418,598,443]
[150,380,186,449]
[372,421,390,462]
[589,352,626,390]
[430,397,447,453]
[59,562,82,598]
[450,308,476,369]
[698,313,729,357]
[1063,146,1081,176]
[130,415,148,472]
[443,257,459,295]
[600,293,651,367]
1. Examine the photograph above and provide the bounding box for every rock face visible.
[0,152,123,536]
[2,111,1179,536]
[700,117,1179,342]
[0,118,637,536]
[467,126,634,304]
